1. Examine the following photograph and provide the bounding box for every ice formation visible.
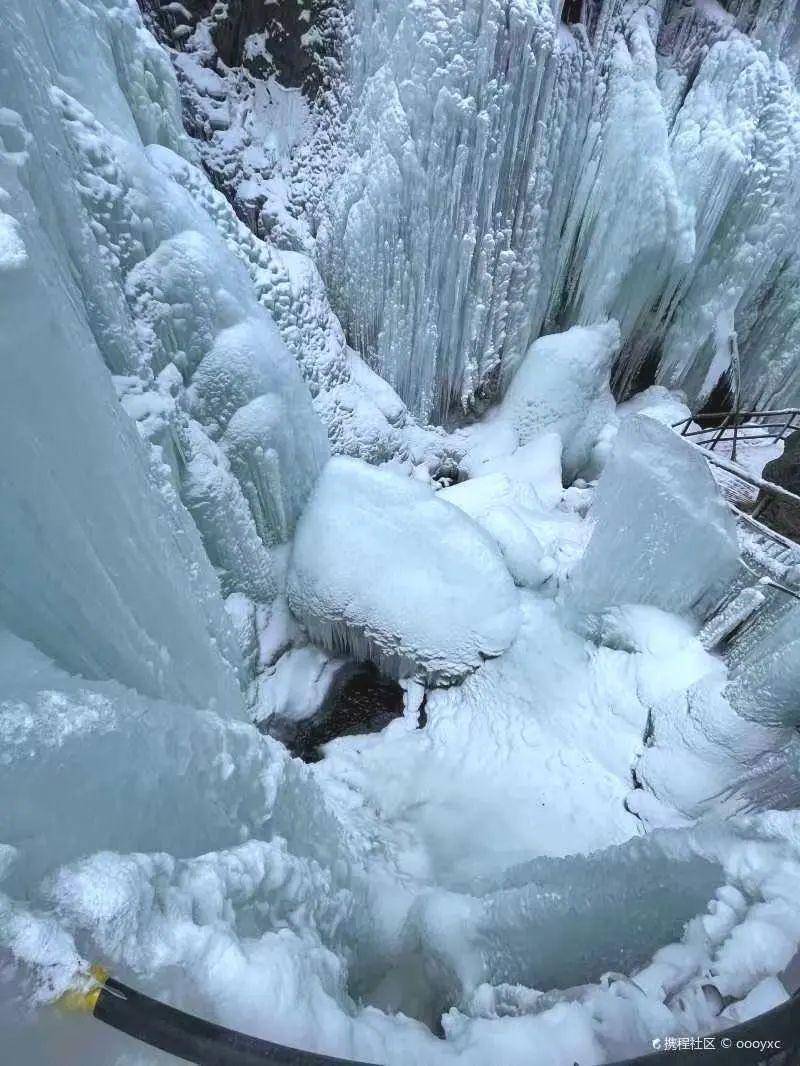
[491,320,618,480]
[726,596,800,728]
[0,106,241,706]
[2,1,800,1065]
[440,474,555,587]
[287,458,521,682]
[569,415,742,619]
[0,0,335,663]
[319,0,800,420]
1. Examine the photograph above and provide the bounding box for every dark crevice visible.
[417,692,428,730]
[561,0,585,24]
[697,373,736,426]
[269,662,405,762]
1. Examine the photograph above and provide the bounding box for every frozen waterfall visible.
[319,0,800,421]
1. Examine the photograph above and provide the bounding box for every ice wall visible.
[0,112,238,707]
[0,633,268,889]
[725,596,800,729]
[319,0,800,421]
[0,0,331,703]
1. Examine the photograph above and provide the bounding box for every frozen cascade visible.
[0,90,240,706]
[0,0,330,642]
[320,0,800,420]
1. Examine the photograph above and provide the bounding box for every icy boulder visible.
[287,459,520,683]
[569,417,741,619]
[499,323,620,481]
[440,475,554,588]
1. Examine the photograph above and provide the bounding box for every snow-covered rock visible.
[499,322,619,480]
[440,475,555,588]
[287,458,520,683]
[617,386,693,429]
[569,416,741,619]
[459,430,564,510]
[454,323,619,488]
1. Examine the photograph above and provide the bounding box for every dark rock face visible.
[758,430,800,542]
[560,0,585,23]
[142,0,343,98]
[270,663,407,763]
[217,1,342,95]
[138,0,346,243]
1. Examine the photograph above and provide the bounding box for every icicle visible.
[320,0,800,420]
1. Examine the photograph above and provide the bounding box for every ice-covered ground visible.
[2,2,800,1066]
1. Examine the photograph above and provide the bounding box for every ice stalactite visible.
[320,0,800,421]
[319,0,561,422]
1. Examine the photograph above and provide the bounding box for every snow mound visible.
[570,416,741,619]
[440,475,555,588]
[500,322,619,481]
[459,429,564,510]
[287,458,520,683]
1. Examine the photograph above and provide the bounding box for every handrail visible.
[63,971,800,1066]
[676,409,800,421]
[672,410,800,459]
[678,436,800,510]
[78,975,378,1065]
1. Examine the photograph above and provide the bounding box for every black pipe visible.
[92,977,800,1066]
[93,978,378,1066]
